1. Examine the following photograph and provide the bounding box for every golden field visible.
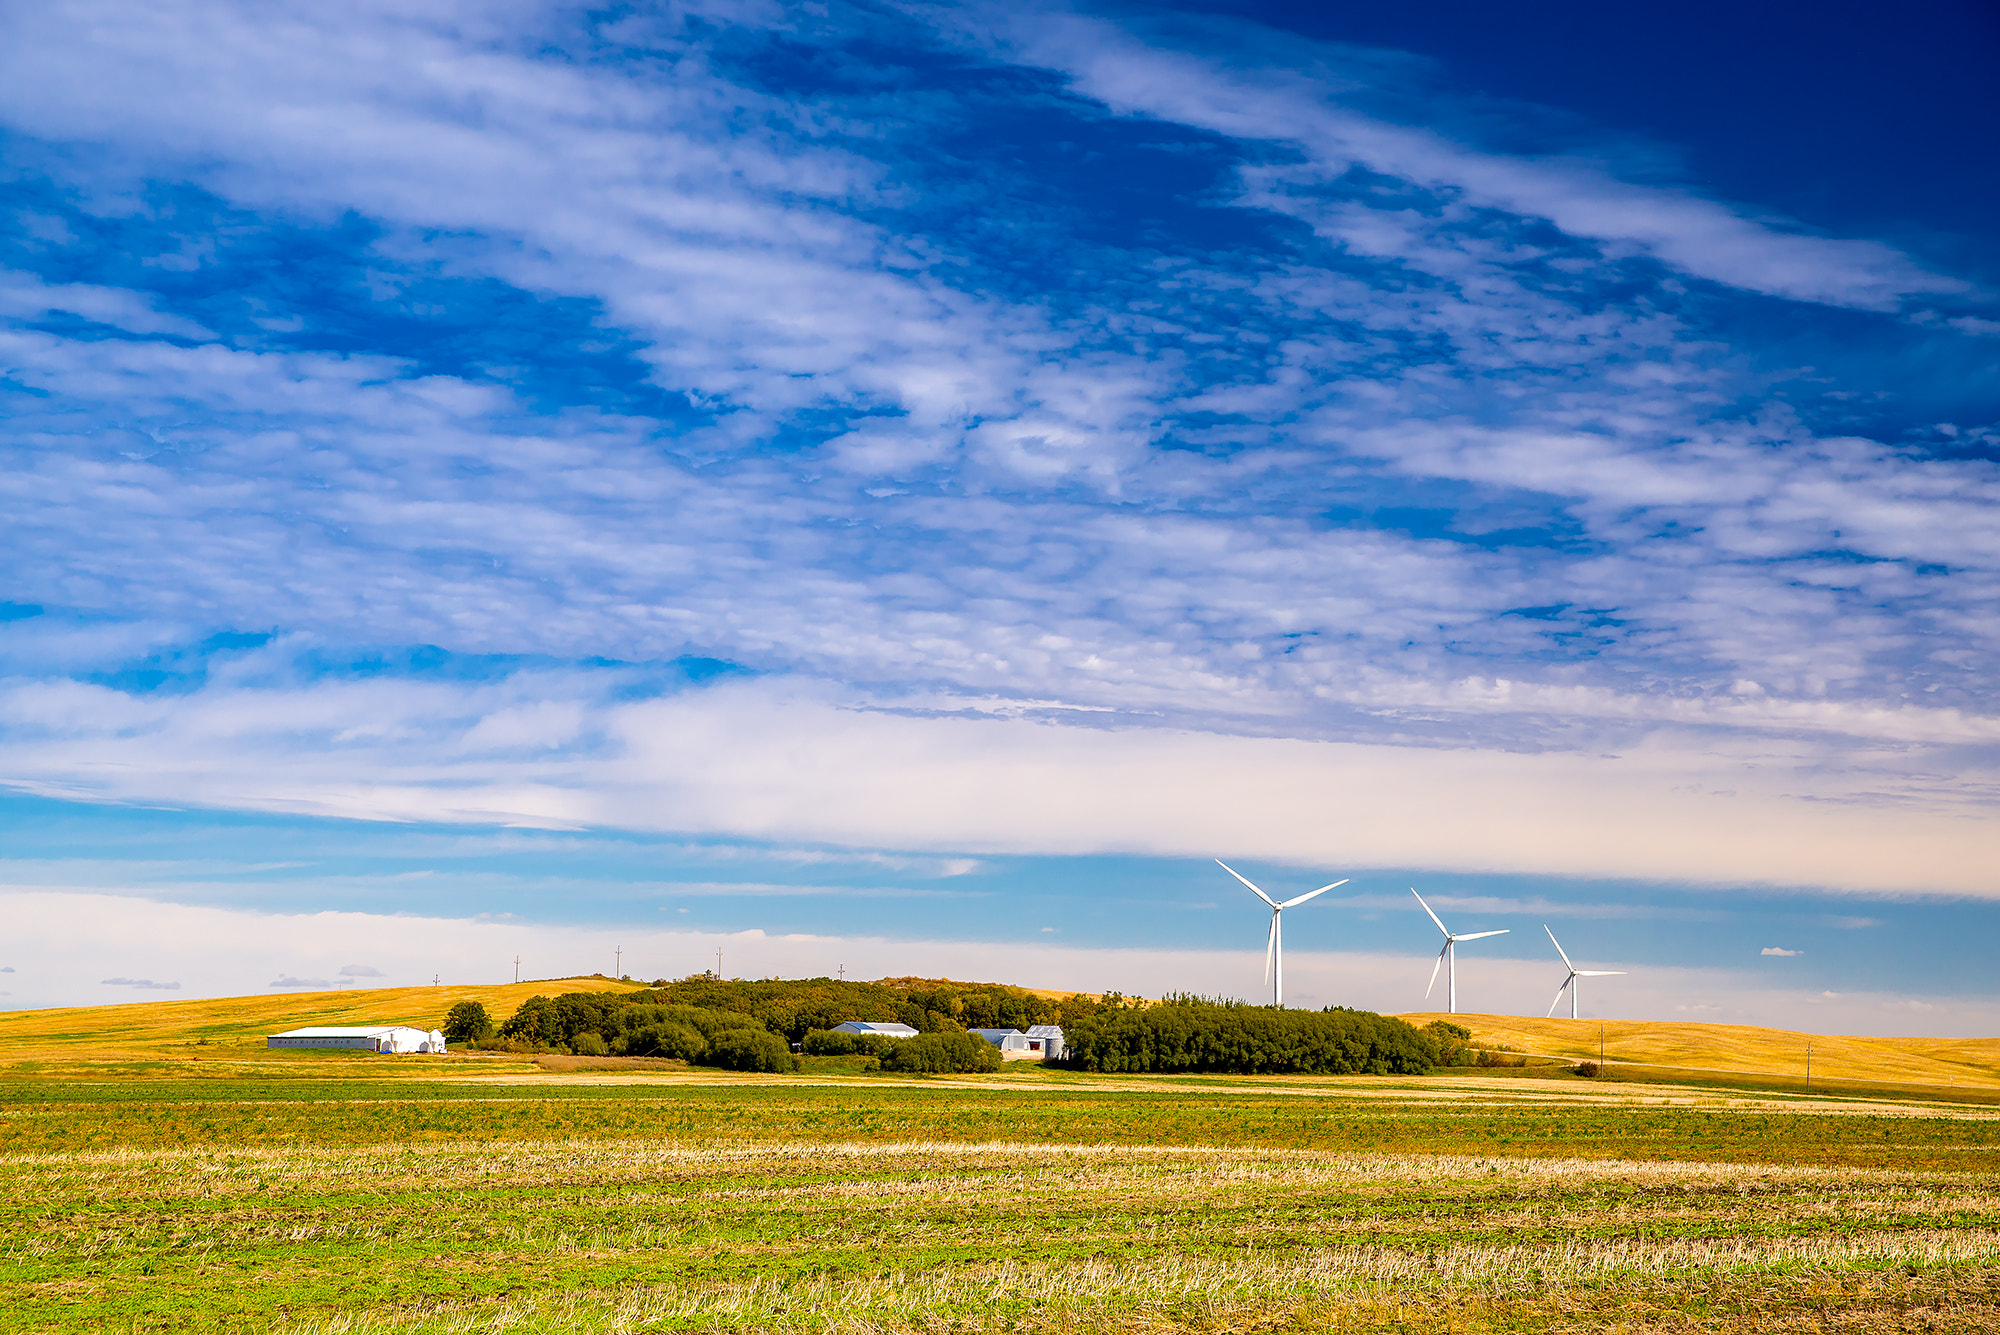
[0,975,631,1063]
[1413,1011,2000,1090]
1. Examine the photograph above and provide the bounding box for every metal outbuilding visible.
[831,1021,919,1038]
[266,1026,446,1054]
[1025,1025,1066,1060]
[968,1027,1032,1053]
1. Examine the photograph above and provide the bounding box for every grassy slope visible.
[1409,1011,2000,1089]
[0,976,634,1061]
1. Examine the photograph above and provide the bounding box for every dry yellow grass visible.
[0,975,633,1062]
[1408,1011,2000,1090]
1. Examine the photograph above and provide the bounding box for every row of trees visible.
[606,975,1118,1042]
[1054,999,1468,1075]
[447,983,1481,1078]
[800,1027,1002,1073]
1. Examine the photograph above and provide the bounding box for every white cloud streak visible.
[1,675,1995,897]
[981,6,1960,311]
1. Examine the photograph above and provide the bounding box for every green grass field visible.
[5,986,1999,1332]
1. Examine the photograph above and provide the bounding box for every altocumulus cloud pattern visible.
[0,1,1997,896]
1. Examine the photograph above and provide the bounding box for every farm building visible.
[831,1020,919,1038]
[266,1026,446,1054]
[1025,1025,1066,1060]
[968,1027,1032,1053]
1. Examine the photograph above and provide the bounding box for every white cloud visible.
[985,8,1959,311]
[1,674,1996,898]
[1761,947,1802,957]
[0,270,213,339]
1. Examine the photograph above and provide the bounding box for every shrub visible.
[703,1028,797,1073]
[622,1023,707,1061]
[802,1028,896,1056]
[571,1031,608,1057]
[877,1031,1002,1074]
[1057,1002,1434,1075]
[1422,1020,1473,1067]
[1474,1049,1525,1068]
[1574,1061,1600,1078]
[442,1001,494,1044]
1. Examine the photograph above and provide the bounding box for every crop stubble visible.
[4,1073,2000,1332]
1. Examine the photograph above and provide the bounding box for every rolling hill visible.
[0,976,634,1062]
[1408,1011,2000,1090]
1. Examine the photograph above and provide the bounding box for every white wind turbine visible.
[1544,925,1625,1019]
[1412,888,1508,1014]
[1215,860,1349,1007]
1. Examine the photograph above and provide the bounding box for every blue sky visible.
[0,0,1996,1030]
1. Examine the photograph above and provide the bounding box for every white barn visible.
[267,1026,446,1054]
[832,1021,919,1038]
[1025,1025,1066,1060]
[968,1027,1032,1053]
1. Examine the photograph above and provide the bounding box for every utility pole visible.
[514,955,521,984]
[1806,1043,1812,1095]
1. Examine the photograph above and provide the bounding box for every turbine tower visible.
[1215,860,1348,1007]
[1544,925,1625,1020]
[1411,888,1508,1014]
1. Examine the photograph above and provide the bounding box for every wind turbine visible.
[1544,925,1625,1020]
[1215,860,1349,1007]
[1411,888,1508,1014]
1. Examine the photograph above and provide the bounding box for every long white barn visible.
[267,1026,446,1054]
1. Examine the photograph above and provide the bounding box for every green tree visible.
[1056,1002,1435,1075]
[878,1032,1002,1074]
[442,1001,493,1043]
[703,1028,796,1072]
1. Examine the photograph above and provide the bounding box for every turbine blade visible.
[1282,878,1349,908]
[1411,888,1449,937]
[1424,943,1446,999]
[1577,970,1627,977]
[1218,859,1279,908]
[1455,929,1509,942]
[1547,977,1571,1018]
[1263,912,1278,984]
[1544,924,1573,970]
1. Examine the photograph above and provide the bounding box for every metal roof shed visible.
[267,1026,446,1054]
[968,1027,1031,1051]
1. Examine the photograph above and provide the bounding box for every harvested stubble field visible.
[6,1063,2000,1333]
[4,987,2000,1332]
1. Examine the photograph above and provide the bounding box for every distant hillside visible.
[0,976,634,1062]
[8,982,1994,1090]
[1407,1012,2000,1091]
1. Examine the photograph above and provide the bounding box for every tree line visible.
[1053,998,1471,1075]
[442,981,1476,1077]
